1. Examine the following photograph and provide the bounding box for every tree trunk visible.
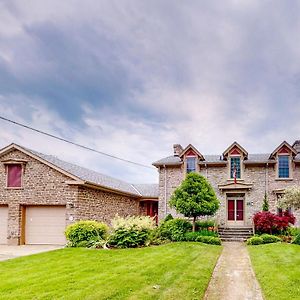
[192,216,196,232]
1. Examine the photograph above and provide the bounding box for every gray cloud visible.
[0,0,300,182]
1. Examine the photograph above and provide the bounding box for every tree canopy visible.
[280,186,300,210]
[169,172,219,231]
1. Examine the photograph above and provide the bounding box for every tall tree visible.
[169,172,219,232]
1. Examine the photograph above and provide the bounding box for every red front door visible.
[236,200,244,221]
[228,200,235,221]
[145,201,158,224]
[227,199,244,224]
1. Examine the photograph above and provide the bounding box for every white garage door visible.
[25,206,66,245]
[0,206,8,244]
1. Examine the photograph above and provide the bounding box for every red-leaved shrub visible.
[253,211,295,234]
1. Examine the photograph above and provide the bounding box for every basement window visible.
[7,164,22,188]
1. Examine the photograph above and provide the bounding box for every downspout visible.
[164,165,167,217]
[265,162,269,194]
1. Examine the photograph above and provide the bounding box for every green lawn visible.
[248,243,300,300]
[0,243,221,300]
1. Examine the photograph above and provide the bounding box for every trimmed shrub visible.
[247,236,264,245]
[292,233,300,245]
[195,220,215,231]
[109,215,155,248]
[260,234,281,244]
[159,218,192,241]
[185,230,218,241]
[65,220,108,247]
[195,235,221,245]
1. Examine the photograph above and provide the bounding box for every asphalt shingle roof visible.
[152,156,182,166]
[26,148,158,197]
[132,184,159,198]
[153,153,279,166]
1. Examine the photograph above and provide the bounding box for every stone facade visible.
[0,148,141,245]
[155,142,300,227]
[76,186,139,224]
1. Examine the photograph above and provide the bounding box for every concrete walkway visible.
[0,245,62,261]
[204,242,264,300]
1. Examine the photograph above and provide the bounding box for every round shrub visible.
[261,234,281,244]
[159,218,192,241]
[292,233,300,245]
[109,215,155,248]
[109,228,150,248]
[247,236,263,245]
[65,220,108,247]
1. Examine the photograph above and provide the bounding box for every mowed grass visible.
[248,243,300,300]
[0,242,221,300]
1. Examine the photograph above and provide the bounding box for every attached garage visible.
[25,206,66,245]
[0,206,8,244]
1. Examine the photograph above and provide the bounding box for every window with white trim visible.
[230,157,241,179]
[7,164,22,188]
[186,157,196,173]
[278,155,289,178]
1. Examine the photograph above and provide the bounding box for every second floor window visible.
[230,157,241,179]
[7,164,22,188]
[278,155,289,178]
[186,157,196,173]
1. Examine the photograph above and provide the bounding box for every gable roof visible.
[222,142,248,158]
[0,143,158,198]
[270,141,297,159]
[179,144,205,160]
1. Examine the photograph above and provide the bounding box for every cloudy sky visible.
[1,1,300,183]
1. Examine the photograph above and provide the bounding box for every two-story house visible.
[153,140,300,227]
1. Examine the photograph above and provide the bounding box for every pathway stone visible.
[204,242,264,300]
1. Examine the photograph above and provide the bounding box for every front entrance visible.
[142,201,158,224]
[227,197,244,226]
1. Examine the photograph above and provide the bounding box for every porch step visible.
[218,227,253,242]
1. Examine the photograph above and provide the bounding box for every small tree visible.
[169,173,219,232]
[262,193,269,211]
[280,186,300,210]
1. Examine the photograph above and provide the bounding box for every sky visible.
[0,0,300,183]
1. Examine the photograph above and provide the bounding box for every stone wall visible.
[76,186,140,225]
[0,149,78,245]
[158,165,184,221]
[159,160,300,227]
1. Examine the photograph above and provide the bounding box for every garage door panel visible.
[26,206,66,245]
[0,206,8,244]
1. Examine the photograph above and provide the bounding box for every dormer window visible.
[186,157,196,173]
[230,157,241,179]
[278,155,289,178]
[7,164,22,188]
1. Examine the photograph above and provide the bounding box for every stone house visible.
[0,143,158,245]
[153,141,300,227]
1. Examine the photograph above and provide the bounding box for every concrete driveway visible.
[0,245,63,261]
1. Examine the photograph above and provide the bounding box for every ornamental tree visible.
[262,193,269,211]
[169,172,219,232]
[280,186,300,210]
